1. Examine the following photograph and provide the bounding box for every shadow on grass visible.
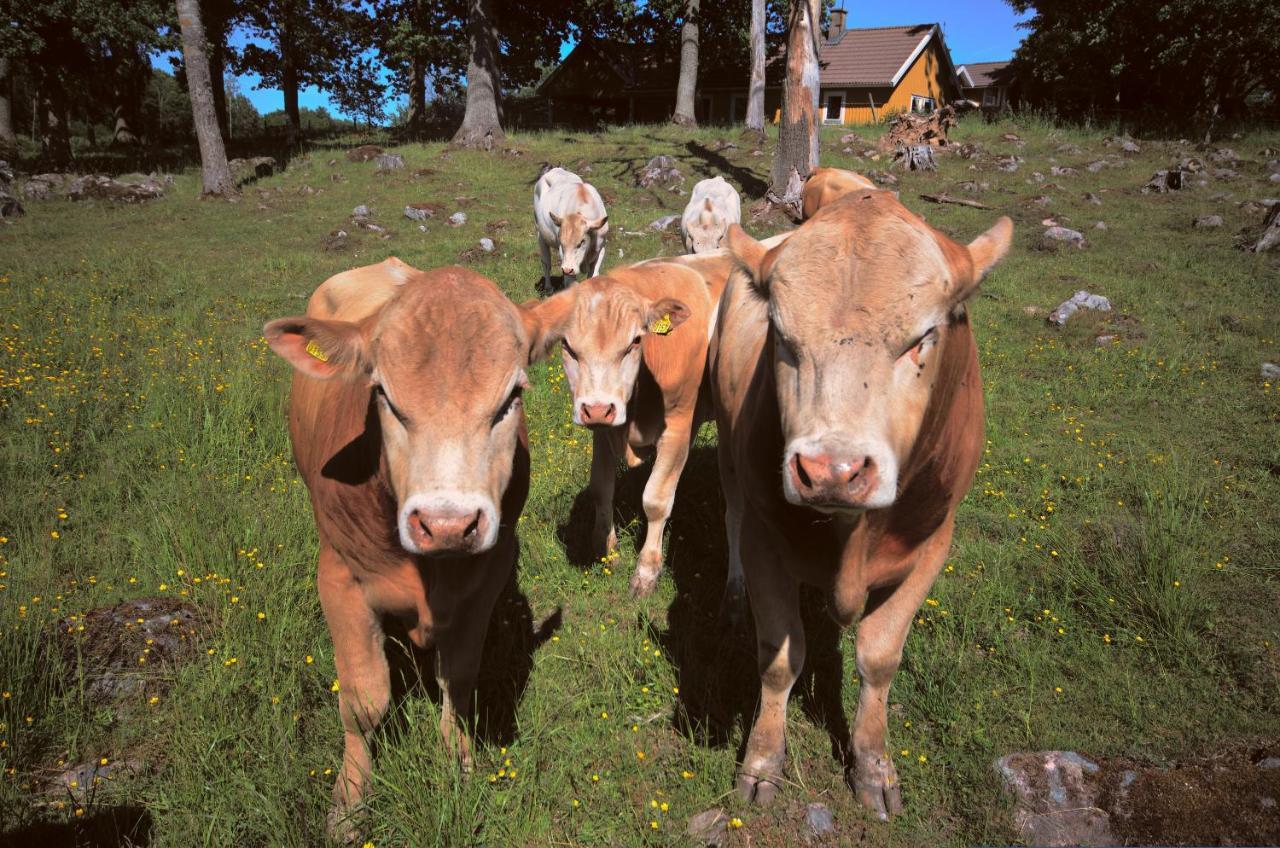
[0,804,153,848]
[683,140,770,199]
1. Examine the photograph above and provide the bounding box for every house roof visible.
[957,61,1011,88]
[818,24,946,87]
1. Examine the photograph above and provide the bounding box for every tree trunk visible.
[112,47,144,146]
[0,57,15,158]
[671,0,699,126]
[768,0,820,211]
[452,0,504,148]
[210,36,230,142]
[406,53,427,138]
[282,51,301,147]
[176,0,235,196]
[744,0,766,135]
[42,77,73,168]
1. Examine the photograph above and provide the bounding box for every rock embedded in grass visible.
[448,211,467,227]
[687,808,729,846]
[1193,214,1223,228]
[995,751,1115,847]
[1048,290,1111,325]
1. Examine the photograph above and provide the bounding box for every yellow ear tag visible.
[305,339,329,362]
[650,314,673,335]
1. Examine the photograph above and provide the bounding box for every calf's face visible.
[550,211,608,276]
[266,279,546,556]
[726,195,1011,513]
[539,279,688,428]
[687,200,727,253]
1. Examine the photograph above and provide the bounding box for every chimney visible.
[828,7,847,42]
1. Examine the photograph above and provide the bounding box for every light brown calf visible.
[801,166,878,219]
[711,191,1011,817]
[265,262,557,841]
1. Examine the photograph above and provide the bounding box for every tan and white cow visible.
[534,166,609,291]
[530,239,788,600]
[801,166,878,220]
[264,262,558,840]
[681,176,742,253]
[711,191,1011,817]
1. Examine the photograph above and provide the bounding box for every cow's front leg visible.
[850,521,952,820]
[589,427,619,559]
[717,438,747,629]
[538,238,553,293]
[318,548,391,844]
[434,568,506,773]
[590,238,607,278]
[630,417,692,598]
[736,535,803,805]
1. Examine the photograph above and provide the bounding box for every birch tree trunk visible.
[176,0,235,196]
[210,38,230,142]
[744,0,766,136]
[768,0,820,211]
[452,0,505,148]
[0,58,15,158]
[671,0,699,126]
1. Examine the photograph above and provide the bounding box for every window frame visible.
[822,90,847,125]
[910,94,936,114]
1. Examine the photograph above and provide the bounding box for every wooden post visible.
[867,92,878,123]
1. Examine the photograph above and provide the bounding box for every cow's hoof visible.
[326,804,364,845]
[593,526,618,561]
[735,770,782,805]
[629,568,659,598]
[717,583,748,634]
[851,755,903,821]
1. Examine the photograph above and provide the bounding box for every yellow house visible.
[807,15,962,125]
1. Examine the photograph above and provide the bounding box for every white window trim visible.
[982,88,1000,107]
[822,90,847,125]
[910,94,936,114]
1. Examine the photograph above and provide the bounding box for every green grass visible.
[1,117,1278,846]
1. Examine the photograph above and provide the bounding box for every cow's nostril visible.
[793,454,814,489]
[463,510,481,540]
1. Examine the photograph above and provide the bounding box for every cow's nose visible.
[406,508,486,553]
[579,402,616,427]
[790,452,876,503]
[561,264,578,276]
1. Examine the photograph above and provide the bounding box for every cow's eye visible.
[629,335,642,351]
[492,386,523,427]
[775,334,798,365]
[374,384,409,426]
[905,327,938,366]
[562,340,579,361]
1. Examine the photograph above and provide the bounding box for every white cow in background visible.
[534,167,609,291]
[681,176,741,254]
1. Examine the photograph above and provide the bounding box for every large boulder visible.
[66,174,165,203]
[228,156,276,185]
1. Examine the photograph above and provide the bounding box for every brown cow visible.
[711,192,1011,817]
[264,263,558,840]
[531,239,789,600]
[801,167,878,220]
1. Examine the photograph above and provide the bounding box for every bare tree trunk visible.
[42,77,73,168]
[671,0,699,126]
[176,0,235,196]
[768,0,820,211]
[282,50,301,148]
[112,47,144,146]
[745,0,766,136]
[0,58,15,158]
[210,37,230,142]
[406,53,427,138]
[452,0,504,148]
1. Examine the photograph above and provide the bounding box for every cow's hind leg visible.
[630,417,692,598]
[736,537,803,805]
[538,238,552,293]
[589,427,620,559]
[850,520,952,820]
[590,240,607,278]
[717,438,747,629]
[318,547,391,843]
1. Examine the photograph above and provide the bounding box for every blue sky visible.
[162,1,1028,118]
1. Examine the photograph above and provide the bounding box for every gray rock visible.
[1209,147,1238,163]
[1086,160,1109,173]
[352,204,370,218]
[648,214,679,232]
[1270,173,1280,183]
[1193,214,1223,228]
[228,156,275,184]
[1262,363,1280,381]
[687,808,728,847]
[1048,290,1111,325]
[995,751,1115,847]
[479,237,495,252]
[1044,225,1085,243]
[805,802,835,839]
[1120,139,1141,153]
[1084,192,1103,205]
[448,211,467,227]
[1094,221,1108,230]
[375,153,405,172]
[55,759,140,802]
[404,204,433,221]
[996,155,1022,172]
[1051,165,1079,177]
[66,174,165,203]
[637,155,683,189]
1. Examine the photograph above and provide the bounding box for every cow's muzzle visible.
[402,505,490,555]
[787,451,878,509]
[578,402,617,428]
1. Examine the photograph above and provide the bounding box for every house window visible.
[982,88,1000,108]
[910,95,935,114]
[823,91,845,124]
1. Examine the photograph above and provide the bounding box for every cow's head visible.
[549,211,608,277]
[530,273,689,428]
[726,192,1011,513]
[686,198,731,253]
[265,270,560,556]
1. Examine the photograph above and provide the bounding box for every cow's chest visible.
[358,562,436,647]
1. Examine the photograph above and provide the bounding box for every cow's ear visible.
[264,317,370,381]
[590,215,608,231]
[961,216,1013,297]
[549,212,563,226]
[645,298,691,335]
[725,224,775,297]
[519,288,576,363]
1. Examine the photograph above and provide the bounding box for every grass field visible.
[1,117,1278,847]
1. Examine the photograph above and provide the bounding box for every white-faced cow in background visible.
[534,166,609,291]
[264,262,560,842]
[711,190,1011,818]
[681,175,742,253]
